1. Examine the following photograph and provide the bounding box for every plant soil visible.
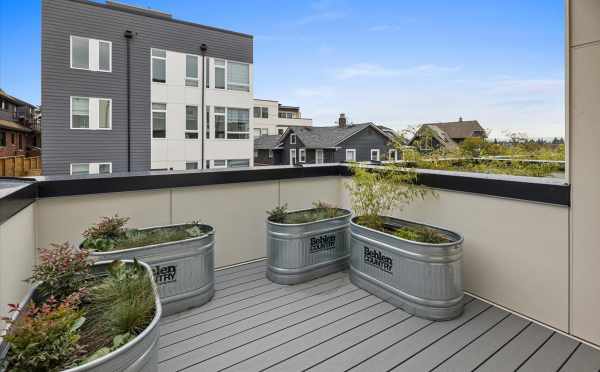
[269,208,348,224]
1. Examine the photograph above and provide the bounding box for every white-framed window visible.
[226,108,250,139]
[227,159,250,168]
[268,150,273,159]
[215,59,226,89]
[185,54,199,87]
[254,150,259,157]
[70,96,111,130]
[70,35,111,72]
[388,149,397,161]
[152,103,167,138]
[213,159,227,168]
[299,148,306,163]
[151,48,166,83]
[185,161,198,170]
[254,128,268,138]
[253,128,262,138]
[278,128,284,135]
[185,105,199,139]
[290,148,297,165]
[316,149,324,164]
[290,133,296,144]
[214,106,226,138]
[254,107,269,119]
[227,61,250,91]
[346,149,356,162]
[70,162,112,175]
[371,149,380,161]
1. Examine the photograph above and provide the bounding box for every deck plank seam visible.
[556,342,581,372]
[471,322,533,371]
[514,332,555,371]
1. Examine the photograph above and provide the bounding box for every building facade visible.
[252,99,312,137]
[0,89,40,158]
[409,118,486,151]
[42,0,254,175]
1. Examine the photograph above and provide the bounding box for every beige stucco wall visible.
[340,179,570,332]
[0,205,36,333]
[569,0,600,346]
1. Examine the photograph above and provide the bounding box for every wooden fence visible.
[0,156,42,177]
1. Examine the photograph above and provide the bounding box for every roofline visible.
[64,0,253,39]
[254,98,279,103]
[333,123,392,146]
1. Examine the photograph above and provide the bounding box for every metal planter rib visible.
[267,208,352,285]
[85,224,215,316]
[350,216,464,320]
[0,260,162,372]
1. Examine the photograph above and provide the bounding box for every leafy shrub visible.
[30,243,92,302]
[2,292,86,372]
[82,215,129,241]
[85,260,155,338]
[266,204,288,223]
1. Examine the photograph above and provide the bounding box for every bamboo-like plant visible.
[345,163,434,231]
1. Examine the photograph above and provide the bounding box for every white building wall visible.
[253,99,312,136]
[151,51,254,170]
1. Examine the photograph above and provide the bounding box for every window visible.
[316,149,324,164]
[371,149,380,161]
[213,159,226,168]
[186,162,198,170]
[226,108,249,139]
[185,55,199,87]
[98,99,111,129]
[205,58,210,88]
[278,128,284,135]
[215,59,225,89]
[261,128,268,136]
[227,159,250,168]
[280,112,293,119]
[70,162,111,175]
[206,105,210,139]
[290,149,297,165]
[299,148,306,163]
[185,106,199,139]
[205,160,210,169]
[0,131,5,147]
[152,103,167,138]
[254,128,262,138]
[70,36,111,72]
[214,107,225,138]
[152,49,166,83]
[290,133,296,144]
[227,62,250,91]
[11,133,15,144]
[346,149,356,162]
[18,134,22,150]
[254,150,259,158]
[71,97,89,128]
[388,149,397,161]
[268,150,273,159]
[254,107,269,118]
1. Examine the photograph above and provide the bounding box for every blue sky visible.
[0,0,564,138]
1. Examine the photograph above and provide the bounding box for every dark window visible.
[261,107,268,118]
[11,133,15,144]
[253,107,261,118]
[18,134,22,149]
[0,131,5,146]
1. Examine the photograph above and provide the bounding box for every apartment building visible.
[42,0,254,175]
[253,99,312,137]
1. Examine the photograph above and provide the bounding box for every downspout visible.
[124,30,133,172]
[200,43,207,169]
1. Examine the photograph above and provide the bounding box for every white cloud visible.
[334,63,461,80]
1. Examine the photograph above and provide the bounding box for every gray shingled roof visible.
[254,135,282,149]
[421,120,485,140]
[287,123,378,149]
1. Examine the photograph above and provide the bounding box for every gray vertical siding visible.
[42,0,253,175]
[334,126,391,162]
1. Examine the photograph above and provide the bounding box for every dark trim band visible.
[0,182,37,225]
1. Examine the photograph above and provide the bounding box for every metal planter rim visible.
[267,208,352,227]
[350,216,464,248]
[1,259,162,372]
[82,223,215,256]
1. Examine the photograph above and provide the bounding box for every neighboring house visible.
[42,0,254,175]
[409,118,486,151]
[253,99,312,137]
[255,114,396,166]
[0,89,41,158]
[254,134,281,165]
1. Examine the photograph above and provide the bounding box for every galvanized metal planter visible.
[0,260,162,372]
[267,208,352,285]
[350,216,464,320]
[83,224,215,316]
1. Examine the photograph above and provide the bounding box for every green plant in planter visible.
[266,203,289,223]
[81,215,129,251]
[346,163,442,243]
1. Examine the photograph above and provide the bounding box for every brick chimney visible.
[458,116,463,122]
[338,113,347,128]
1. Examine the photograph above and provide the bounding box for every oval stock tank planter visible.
[84,224,215,316]
[0,260,162,372]
[267,208,352,285]
[350,216,464,320]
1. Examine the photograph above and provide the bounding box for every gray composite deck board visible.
[158,262,600,372]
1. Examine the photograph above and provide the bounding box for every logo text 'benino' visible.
[153,264,177,284]
[310,234,336,253]
[363,246,393,273]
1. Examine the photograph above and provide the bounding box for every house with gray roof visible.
[254,114,397,166]
[409,118,486,151]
